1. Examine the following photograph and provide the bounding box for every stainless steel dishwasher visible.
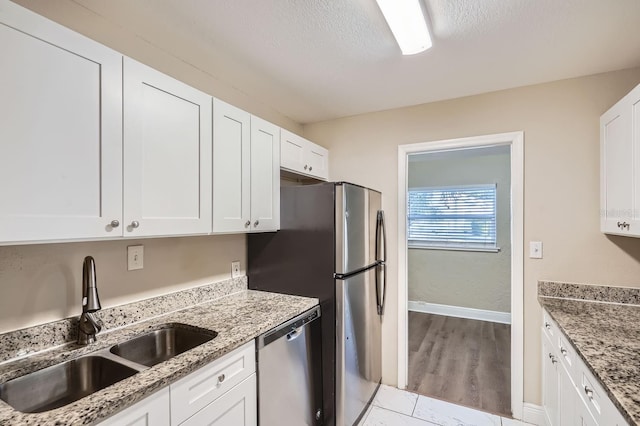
[256,305,323,426]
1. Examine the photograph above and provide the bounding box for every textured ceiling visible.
[70,0,640,124]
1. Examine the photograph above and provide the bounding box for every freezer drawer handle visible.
[286,327,303,341]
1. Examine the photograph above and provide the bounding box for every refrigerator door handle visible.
[375,210,387,315]
[375,210,386,263]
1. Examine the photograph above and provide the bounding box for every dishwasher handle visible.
[257,305,321,349]
[286,327,304,341]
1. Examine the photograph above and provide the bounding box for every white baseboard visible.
[522,403,545,426]
[408,300,511,324]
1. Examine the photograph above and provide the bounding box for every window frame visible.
[407,183,500,252]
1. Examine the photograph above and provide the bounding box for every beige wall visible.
[0,235,245,333]
[304,68,640,406]
[408,151,511,313]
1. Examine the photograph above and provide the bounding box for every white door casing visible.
[397,131,525,420]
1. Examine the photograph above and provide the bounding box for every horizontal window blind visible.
[408,184,497,249]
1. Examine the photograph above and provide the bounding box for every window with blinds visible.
[408,184,497,250]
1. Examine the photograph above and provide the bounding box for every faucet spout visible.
[78,256,102,345]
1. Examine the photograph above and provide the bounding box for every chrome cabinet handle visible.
[244,220,251,228]
[218,374,226,384]
[110,220,120,228]
[130,221,140,229]
[254,220,259,227]
[584,386,594,399]
[617,221,630,230]
[544,322,551,330]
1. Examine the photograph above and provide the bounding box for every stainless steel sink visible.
[110,323,217,367]
[0,356,138,413]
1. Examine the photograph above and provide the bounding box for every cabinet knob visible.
[309,166,313,171]
[584,386,594,399]
[130,221,140,229]
[544,322,551,330]
[110,220,120,228]
[245,220,251,228]
[560,347,567,356]
[548,353,557,364]
[218,373,226,384]
[304,164,308,170]
[254,220,259,227]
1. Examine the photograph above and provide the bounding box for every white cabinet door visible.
[181,374,257,426]
[0,1,122,243]
[280,129,328,181]
[542,332,560,426]
[171,341,255,425]
[280,129,306,173]
[600,83,640,236]
[213,99,251,233]
[123,58,212,237]
[250,116,280,232]
[305,142,329,180]
[99,388,170,426]
[601,98,633,234]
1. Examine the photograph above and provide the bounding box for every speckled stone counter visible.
[539,281,640,425]
[0,277,318,425]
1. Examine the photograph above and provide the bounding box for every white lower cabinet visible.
[98,341,256,426]
[180,375,257,426]
[541,310,629,426]
[100,388,170,426]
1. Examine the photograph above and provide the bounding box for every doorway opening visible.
[397,132,524,420]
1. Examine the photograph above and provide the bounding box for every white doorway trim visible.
[396,131,525,420]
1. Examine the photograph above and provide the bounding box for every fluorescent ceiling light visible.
[376,0,432,55]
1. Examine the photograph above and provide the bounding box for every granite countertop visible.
[539,282,640,425]
[0,278,318,425]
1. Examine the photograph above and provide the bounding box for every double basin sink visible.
[0,323,217,413]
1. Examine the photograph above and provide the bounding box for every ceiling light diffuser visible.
[376,0,432,55]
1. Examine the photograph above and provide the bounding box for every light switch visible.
[529,241,543,259]
[127,245,144,270]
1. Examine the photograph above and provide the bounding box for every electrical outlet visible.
[128,245,144,270]
[231,261,241,278]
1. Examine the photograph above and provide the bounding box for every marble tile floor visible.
[359,385,534,426]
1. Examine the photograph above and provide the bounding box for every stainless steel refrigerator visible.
[248,182,387,426]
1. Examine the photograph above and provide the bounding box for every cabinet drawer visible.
[578,364,608,424]
[542,311,559,342]
[171,341,256,425]
[557,333,576,378]
[180,374,257,426]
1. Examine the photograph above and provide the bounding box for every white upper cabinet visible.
[123,58,212,237]
[601,83,640,236]
[250,116,280,232]
[280,129,329,181]
[213,99,251,232]
[212,100,280,233]
[0,1,123,243]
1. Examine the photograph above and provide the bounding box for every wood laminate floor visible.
[407,312,511,417]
